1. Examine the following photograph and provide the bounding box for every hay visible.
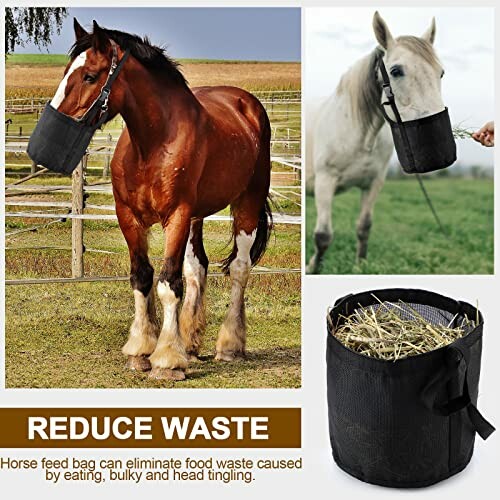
[453,125,474,139]
[330,296,476,361]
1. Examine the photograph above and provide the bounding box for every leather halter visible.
[375,53,416,169]
[77,39,130,127]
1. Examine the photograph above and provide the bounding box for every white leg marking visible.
[183,237,206,310]
[51,52,87,109]
[149,280,187,369]
[122,290,158,356]
[229,229,256,301]
[216,229,256,360]
[180,235,207,355]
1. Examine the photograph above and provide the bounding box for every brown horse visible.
[54,19,272,380]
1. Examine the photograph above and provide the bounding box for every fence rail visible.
[6,91,301,115]
[5,90,301,285]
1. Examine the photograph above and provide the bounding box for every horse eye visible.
[83,74,96,83]
[441,69,445,79]
[390,66,404,78]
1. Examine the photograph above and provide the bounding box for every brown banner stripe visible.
[0,408,301,448]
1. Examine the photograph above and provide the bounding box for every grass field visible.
[306,178,494,274]
[5,54,301,99]
[5,197,301,388]
[5,56,301,389]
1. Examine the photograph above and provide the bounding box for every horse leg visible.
[356,177,384,261]
[215,196,265,362]
[149,205,191,380]
[307,168,338,274]
[179,219,208,361]
[118,205,158,372]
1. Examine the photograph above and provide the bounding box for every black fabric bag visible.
[377,55,457,174]
[326,288,495,488]
[27,44,130,175]
[386,108,457,174]
[27,102,96,175]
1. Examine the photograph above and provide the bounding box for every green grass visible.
[6,54,298,66]
[6,53,70,65]
[5,210,300,388]
[5,276,300,389]
[306,178,494,274]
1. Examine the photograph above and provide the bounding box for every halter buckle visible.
[100,87,110,109]
[382,83,394,99]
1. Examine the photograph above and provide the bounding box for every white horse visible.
[307,12,446,273]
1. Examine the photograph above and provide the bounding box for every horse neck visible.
[118,63,201,160]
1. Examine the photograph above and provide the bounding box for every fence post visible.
[103,133,112,177]
[71,155,86,278]
[31,161,37,174]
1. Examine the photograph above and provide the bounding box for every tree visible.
[5,7,68,55]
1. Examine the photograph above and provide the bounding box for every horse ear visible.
[92,20,110,54]
[73,18,88,41]
[372,11,394,50]
[422,17,436,45]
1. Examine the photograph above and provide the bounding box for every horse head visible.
[51,19,126,123]
[373,11,445,122]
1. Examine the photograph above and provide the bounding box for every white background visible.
[1,1,499,499]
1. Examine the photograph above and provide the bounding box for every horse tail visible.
[250,198,273,266]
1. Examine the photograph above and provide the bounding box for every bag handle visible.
[421,338,495,440]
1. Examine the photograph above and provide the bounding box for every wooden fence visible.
[5,91,301,284]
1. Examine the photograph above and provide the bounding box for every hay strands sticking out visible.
[331,295,476,362]
[452,121,475,140]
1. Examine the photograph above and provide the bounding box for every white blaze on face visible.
[51,52,87,109]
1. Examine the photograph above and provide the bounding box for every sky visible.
[305,7,494,168]
[16,7,301,62]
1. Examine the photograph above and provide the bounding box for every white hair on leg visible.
[180,234,207,358]
[216,229,256,361]
[122,289,158,357]
[149,280,188,376]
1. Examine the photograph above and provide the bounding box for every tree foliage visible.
[5,7,68,54]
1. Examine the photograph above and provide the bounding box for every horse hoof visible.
[126,355,151,372]
[215,350,245,362]
[149,367,186,381]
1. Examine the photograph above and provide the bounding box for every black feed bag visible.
[377,55,457,174]
[27,44,130,176]
[326,288,495,488]
[386,107,457,174]
[27,102,97,175]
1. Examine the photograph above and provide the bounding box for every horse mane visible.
[337,36,441,133]
[336,47,383,133]
[69,27,188,87]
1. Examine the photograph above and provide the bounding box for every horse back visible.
[193,86,269,139]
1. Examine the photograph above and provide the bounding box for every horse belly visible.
[193,152,257,217]
[192,123,260,216]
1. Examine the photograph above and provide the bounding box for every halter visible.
[27,39,131,175]
[375,53,416,170]
[77,39,130,127]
